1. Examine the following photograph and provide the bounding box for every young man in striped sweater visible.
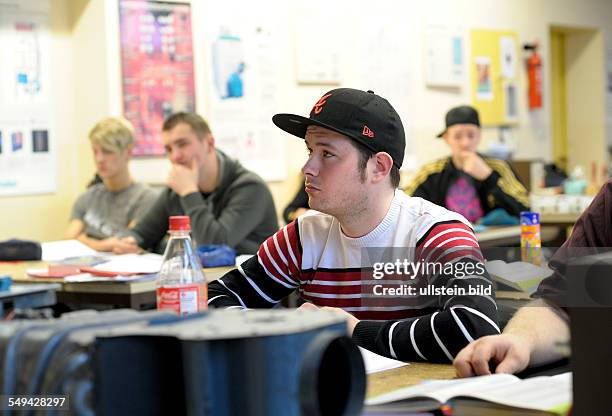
[208,88,500,363]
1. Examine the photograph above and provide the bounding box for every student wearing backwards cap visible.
[404,105,529,223]
[207,89,500,363]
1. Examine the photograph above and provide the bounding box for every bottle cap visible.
[169,216,191,231]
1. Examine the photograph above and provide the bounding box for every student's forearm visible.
[76,234,108,251]
[503,299,569,366]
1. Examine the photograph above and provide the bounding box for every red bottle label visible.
[157,284,208,315]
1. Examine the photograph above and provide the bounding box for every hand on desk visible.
[298,302,360,336]
[75,234,119,252]
[95,237,123,253]
[113,236,141,254]
[453,333,531,378]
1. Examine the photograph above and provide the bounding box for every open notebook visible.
[366,372,571,415]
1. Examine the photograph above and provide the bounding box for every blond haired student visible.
[65,117,157,252]
[116,112,278,255]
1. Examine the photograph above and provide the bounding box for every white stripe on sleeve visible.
[430,312,454,362]
[410,318,427,361]
[388,321,400,359]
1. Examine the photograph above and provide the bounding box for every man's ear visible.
[442,133,450,146]
[370,152,393,184]
[126,144,134,158]
[204,134,216,153]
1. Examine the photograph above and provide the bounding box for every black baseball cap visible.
[272,88,405,168]
[436,105,480,137]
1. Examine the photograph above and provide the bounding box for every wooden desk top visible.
[475,225,521,243]
[0,261,233,295]
[540,212,580,226]
[367,362,456,398]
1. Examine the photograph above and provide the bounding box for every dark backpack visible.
[0,239,42,261]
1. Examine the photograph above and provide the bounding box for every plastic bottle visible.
[520,211,541,265]
[156,216,207,315]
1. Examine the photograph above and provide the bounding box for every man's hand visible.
[167,159,199,197]
[459,151,493,181]
[113,236,141,254]
[453,334,532,378]
[298,303,360,335]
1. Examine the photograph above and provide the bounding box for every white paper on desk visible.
[64,273,157,283]
[42,240,98,262]
[92,253,163,274]
[64,273,112,282]
[360,347,408,374]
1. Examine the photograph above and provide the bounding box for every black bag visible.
[0,239,42,261]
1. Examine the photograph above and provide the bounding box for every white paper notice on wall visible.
[500,36,517,79]
[424,25,464,88]
[356,9,416,172]
[293,10,341,85]
[0,0,55,196]
[201,1,287,181]
[475,56,494,101]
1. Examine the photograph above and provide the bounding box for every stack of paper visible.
[41,240,99,262]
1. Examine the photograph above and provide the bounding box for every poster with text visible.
[119,0,196,156]
[0,0,55,196]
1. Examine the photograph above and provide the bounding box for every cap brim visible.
[436,129,446,138]
[272,113,359,142]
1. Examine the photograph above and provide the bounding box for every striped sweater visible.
[208,191,500,363]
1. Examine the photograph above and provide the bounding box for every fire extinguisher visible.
[525,43,542,109]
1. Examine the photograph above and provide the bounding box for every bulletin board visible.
[470,29,519,126]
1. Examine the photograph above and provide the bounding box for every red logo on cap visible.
[362,125,375,138]
[312,93,332,115]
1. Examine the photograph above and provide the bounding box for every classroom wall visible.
[0,0,78,241]
[2,0,612,242]
[565,29,606,174]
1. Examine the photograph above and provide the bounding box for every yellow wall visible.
[550,30,568,171]
[565,30,606,174]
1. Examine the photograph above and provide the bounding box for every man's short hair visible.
[88,117,134,153]
[349,140,400,189]
[162,112,212,140]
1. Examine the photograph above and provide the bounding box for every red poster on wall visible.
[119,0,196,156]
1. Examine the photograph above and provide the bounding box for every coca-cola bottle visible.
[156,216,207,315]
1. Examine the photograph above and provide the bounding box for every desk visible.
[475,225,562,247]
[0,283,60,315]
[367,363,455,398]
[475,225,521,247]
[0,261,232,310]
[540,212,580,227]
[540,212,580,243]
